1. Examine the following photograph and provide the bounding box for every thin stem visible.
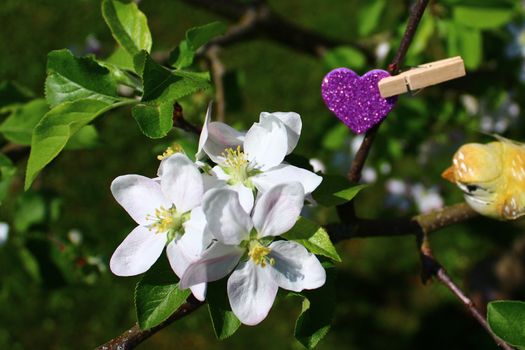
[346,0,430,184]
[172,103,202,135]
[96,296,204,350]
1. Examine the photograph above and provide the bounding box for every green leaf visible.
[282,217,341,262]
[0,154,16,205]
[459,26,482,69]
[313,174,367,206]
[170,21,227,69]
[135,256,191,330]
[45,49,121,107]
[0,99,49,145]
[101,0,152,56]
[14,193,46,232]
[488,300,525,347]
[132,51,210,138]
[207,278,241,340]
[105,45,135,72]
[323,46,366,71]
[293,265,336,349]
[453,6,514,29]
[357,0,386,37]
[25,99,131,190]
[186,21,227,51]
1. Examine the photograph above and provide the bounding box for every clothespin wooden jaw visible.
[378,56,466,98]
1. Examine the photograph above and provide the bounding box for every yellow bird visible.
[442,137,525,220]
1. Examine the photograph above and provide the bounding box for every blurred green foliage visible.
[1,0,525,349]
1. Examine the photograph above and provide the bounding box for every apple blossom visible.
[197,108,322,213]
[110,153,210,300]
[180,182,326,325]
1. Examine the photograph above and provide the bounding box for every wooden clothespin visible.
[378,56,466,98]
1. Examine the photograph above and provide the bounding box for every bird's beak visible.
[441,166,456,183]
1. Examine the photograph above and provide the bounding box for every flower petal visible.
[196,102,213,161]
[190,283,207,301]
[110,226,167,276]
[244,116,288,170]
[211,165,230,181]
[160,153,203,213]
[268,241,326,292]
[227,260,278,326]
[252,164,322,195]
[230,183,255,214]
[205,124,245,164]
[259,112,302,154]
[167,240,208,301]
[203,188,253,244]
[252,182,304,238]
[111,175,170,225]
[180,242,244,289]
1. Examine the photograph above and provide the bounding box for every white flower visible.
[197,108,322,213]
[180,183,326,325]
[110,153,210,301]
[0,223,9,246]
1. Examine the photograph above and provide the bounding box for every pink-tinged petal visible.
[252,183,304,238]
[180,242,244,289]
[252,164,322,196]
[259,112,302,154]
[230,183,255,213]
[203,122,245,164]
[111,175,170,225]
[167,241,208,301]
[110,226,167,276]
[268,241,326,292]
[196,102,213,161]
[160,153,203,213]
[227,260,278,326]
[203,188,252,245]
[244,117,288,170]
[190,283,207,301]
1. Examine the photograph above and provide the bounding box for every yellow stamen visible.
[223,145,248,169]
[248,242,275,267]
[157,145,184,161]
[146,206,181,234]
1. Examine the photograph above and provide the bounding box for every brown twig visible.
[1,143,29,163]
[346,0,430,184]
[172,103,202,135]
[96,295,204,350]
[206,45,226,122]
[182,0,374,61]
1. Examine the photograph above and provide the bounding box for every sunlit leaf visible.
[45,49,121,107]
[282,217,341,262]
[101,0,152,55]
[313,174,367,207]
[135,257,191,330]
[0,99,49,145]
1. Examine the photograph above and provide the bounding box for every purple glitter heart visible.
[321,68,397,134]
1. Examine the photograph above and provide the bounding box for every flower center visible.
[221,146,259,187]
[248,241,275,268]
[146,205,188,241]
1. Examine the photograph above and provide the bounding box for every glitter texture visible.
[321,68,397,134]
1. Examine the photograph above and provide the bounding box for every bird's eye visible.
[466,185,479,192]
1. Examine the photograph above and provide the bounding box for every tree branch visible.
[96,296,204,350]
[182,0,374,61]
[346,0,430,184]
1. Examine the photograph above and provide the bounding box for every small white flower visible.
[110,153,210,300]
[0,223,9,246]
[197,108,322,213]
[180,183,326,325]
